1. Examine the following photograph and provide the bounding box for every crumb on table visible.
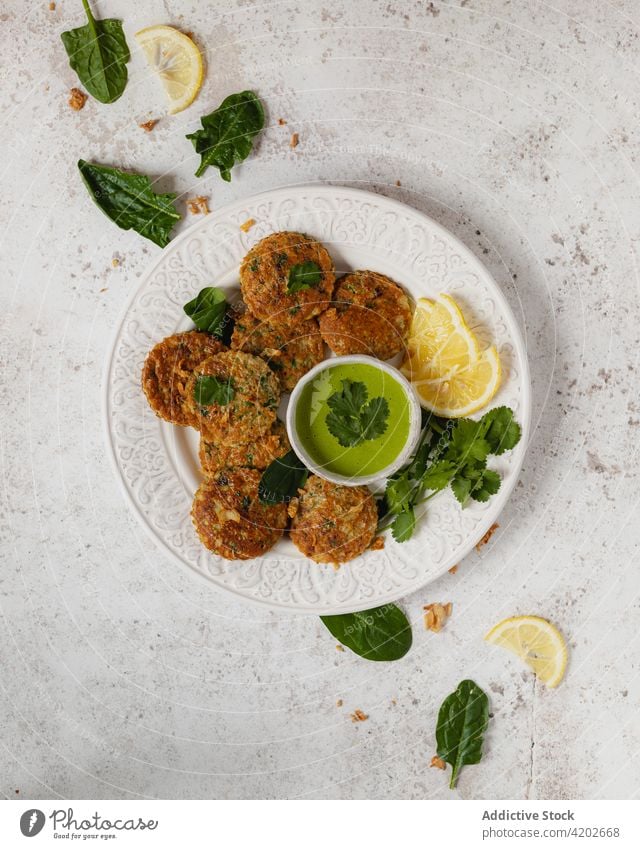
[448,564,458,575]
[370,535,385,551]
[430,756,446,769]
[336,644,345,652]
[139,119,159,132]
[49,2,56,10]
[396,179,401,187]
[68,88,87,111]
[350,709,368,722]
[240,218,256,233]
[187,196,210,215]
[111,258,120,268]
[336,699,343,707]
[423,602,453,632]
[278,117,287,125]
[289,132,299,148]
[476,522,499,551]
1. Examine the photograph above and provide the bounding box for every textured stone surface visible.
[1,0,639,799]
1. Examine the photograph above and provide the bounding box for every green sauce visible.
[295,362,412,478]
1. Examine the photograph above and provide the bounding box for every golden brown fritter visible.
[240,231,335,324]
[192,469,288,560]
[289,475,378,564]
[199,419,291,475]
[141,331,226,426]
[184,351,280,443]
[230,311,325,392]
[318,270,412,360]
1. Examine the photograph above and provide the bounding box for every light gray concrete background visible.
[1,0,639,800]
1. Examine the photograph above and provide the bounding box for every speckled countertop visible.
[2,0,639,800]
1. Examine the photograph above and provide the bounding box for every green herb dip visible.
[295,362,411,478]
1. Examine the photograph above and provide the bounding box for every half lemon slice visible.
[411,345,501,418]
[136,25,203,114]
[485,615,568,688]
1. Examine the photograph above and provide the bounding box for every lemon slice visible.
[136,25,203,114]
[485,616,568,688]
[402,295,479,381]
[401,294,501,417]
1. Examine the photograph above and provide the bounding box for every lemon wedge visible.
[136,25,203,114]
[401,294,501,417]
[485,616,568,688]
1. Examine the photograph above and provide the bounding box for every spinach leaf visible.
[186,91,264,180]
[258,449,309,505]
[436,679,489,788]
[61,0,130,104]
[77,160,180,248]
[325,379,389,448]
[184,287,228,337]
[321,604,412,662]
[287,260,323,293]
[194,375,234,406]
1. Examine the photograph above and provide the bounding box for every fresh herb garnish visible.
[77,160,180,248]
[287,260,322,293]
[325,379,389,448]
[194,375,235,406]
[258,449,309,504]
[186,91,265,180]
[379,406,521,542]
[320,604,412,662]
[183,287,232,341]
[435,679,489,789]
[61,0,130,104]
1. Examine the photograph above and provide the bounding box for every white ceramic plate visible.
[104,185,530,614]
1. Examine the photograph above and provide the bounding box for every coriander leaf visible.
[186,91,264,180]
[451,474,472,505]
[327,380,368,419]
[469,468,501,502]
[183,287,228,337]
[320,604,412,662]
[436,679,489,789]
[481,406,522,456]
[258,449,309,504]
[77,160,180,248]
[391,509,416,543]
[385,473,414,514]
[194,375,235,406]
[287,260,323,293]
[449,419,490,464]
[359,397,390,441]
[61,0,130,104]
[420,459,457,492]
[326,411,364,448]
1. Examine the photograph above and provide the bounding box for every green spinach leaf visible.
[321,604,412,662]
[325,379,389,448]
[287,260,323,293]
[184,287,228,337]
[436,679,489,788]
[186,91,264,180]
[77,160,180,248]
[258,449,309,505]
[61,0,130,104]
[194,375,234,406]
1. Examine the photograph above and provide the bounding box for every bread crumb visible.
[332,562,341,571]
[187,196,210,215]
[336,699,343,707]
[182,30,194,40]
[99,288,108,293]
[395,179,401,187]
[336,644,345,652]
[278,118,287,125]
[350,709,368,722]
[423,602,453,632]
[111,258,120,268]
[448,564,458,575]
[476,522,499,551]
[49,1,56,9]
[289,132,299,148]
[240,218,256,233]
[430,756,446,770]
[139,119,159,132]
[391,698,397,705]
[370,535,385,551]
[68,88,87,111]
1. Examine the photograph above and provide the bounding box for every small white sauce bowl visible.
[286,354,423,487]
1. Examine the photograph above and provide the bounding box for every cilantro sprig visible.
[326,379,390,448]
[379,406,521,543]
